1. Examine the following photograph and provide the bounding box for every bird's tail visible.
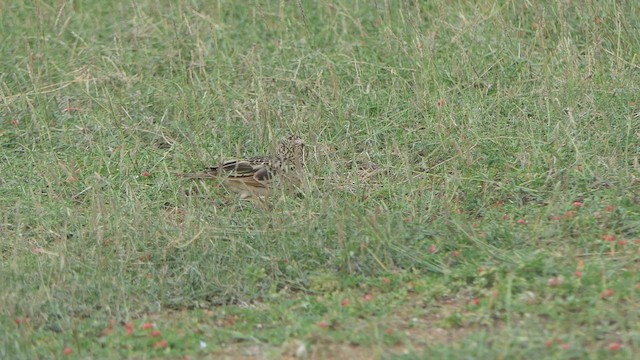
[174,171,217,179]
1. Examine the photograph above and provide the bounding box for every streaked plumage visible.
[178,135,305,198]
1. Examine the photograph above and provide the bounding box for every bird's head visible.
[277,135,305,168]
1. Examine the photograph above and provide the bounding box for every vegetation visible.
[1,0,638,358]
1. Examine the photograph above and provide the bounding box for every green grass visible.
[1,0,639,358]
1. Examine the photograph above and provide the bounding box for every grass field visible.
[1,0,639,358]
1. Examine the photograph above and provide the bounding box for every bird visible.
[177,135,305,199]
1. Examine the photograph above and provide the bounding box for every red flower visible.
[14,317,30,325]
[572,201,583,207]
[602,235,615,242]
[340,299,350,307]
[600,289,615,299]
[63,347,73,356]
[517,218,526,224]
[142,322,154,330]
[153,340,168,349]
[574,271,583,278]
[608,342,623,351]
[317,321,328,329]
[150,330,161,337]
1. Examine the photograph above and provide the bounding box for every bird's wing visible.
[212,159,273,179]
[178,158,273,181]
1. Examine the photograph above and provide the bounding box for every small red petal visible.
[604,205,615,212]
[150,330,161,337]
[340,299,350,307]
[574,271,583,278]
[501,214,509,220]
[471,298,480,306]
[617,240,626,246]
[600,289,615,299]
[152,340,168,349]
[572,201,583,207]
[124,322,134,335]
[607,342,623,351]
[517,219,526,224]
[384,328,393,335]
[142,322,154,330]
[382,278,391,284]
[63,347,73,356]
[362,293,374,301]
[141,171,151,177]
[317,321,328,329]
[560,343,570,350]
[601,235,615,242]
[428,245,438,253]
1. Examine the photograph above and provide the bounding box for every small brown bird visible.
[178,135,305,199]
